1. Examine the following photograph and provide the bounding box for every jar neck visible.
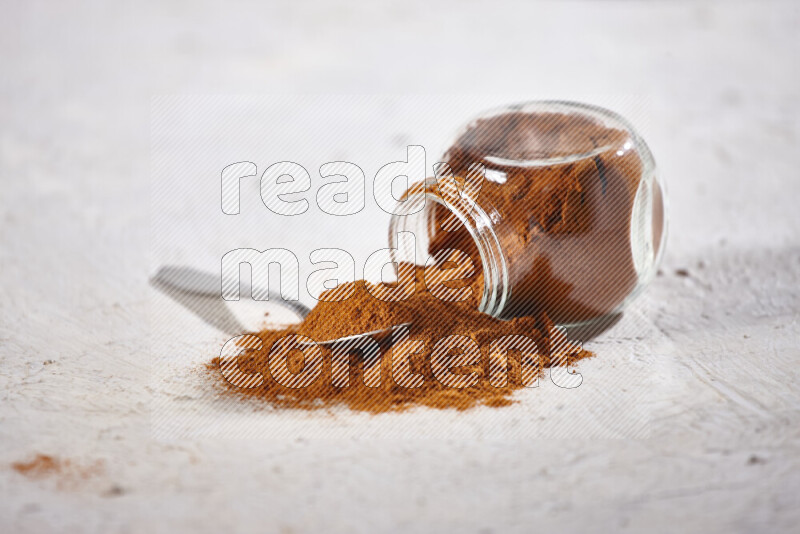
[388,185,510,317]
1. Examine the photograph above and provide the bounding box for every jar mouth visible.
[388,184,510,317]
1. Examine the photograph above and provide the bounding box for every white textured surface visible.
[1,1,799,533]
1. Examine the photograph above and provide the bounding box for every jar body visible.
[390,101,666,326]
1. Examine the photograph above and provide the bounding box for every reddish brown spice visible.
[204,108,665,412]
[435,110,664,323]
[11,454,105,489]
[209,265,591,413]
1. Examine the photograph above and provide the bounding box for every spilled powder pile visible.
[208,265,591,413]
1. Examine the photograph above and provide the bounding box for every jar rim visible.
[388,184,510,317]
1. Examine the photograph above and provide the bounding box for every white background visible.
[1,1,799,532]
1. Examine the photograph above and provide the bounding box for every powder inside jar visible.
[431,109,664,323]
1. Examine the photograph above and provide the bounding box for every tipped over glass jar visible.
[390,101,667,327]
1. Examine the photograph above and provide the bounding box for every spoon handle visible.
[150,265,312,318]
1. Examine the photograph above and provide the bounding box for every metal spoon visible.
[150,265,408,347]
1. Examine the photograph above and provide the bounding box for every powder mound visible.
[207,265,592,413]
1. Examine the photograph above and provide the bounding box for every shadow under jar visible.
[389,101,667,327]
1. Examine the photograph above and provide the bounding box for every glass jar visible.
[389,101,667,326]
